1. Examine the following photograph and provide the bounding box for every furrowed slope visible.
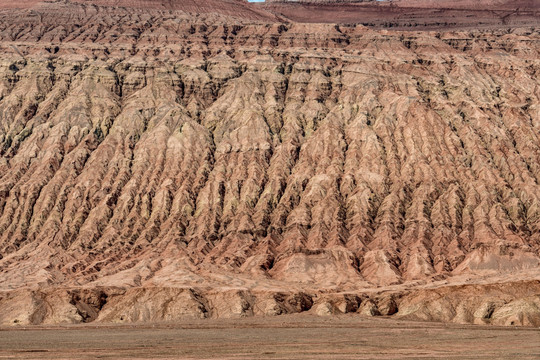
[263,0,539,29]
[0,0,278,21]
[0,1,539,325]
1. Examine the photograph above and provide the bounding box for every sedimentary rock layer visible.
[0,0,538,325]
[2,281,539,326]
[263,0,539,29]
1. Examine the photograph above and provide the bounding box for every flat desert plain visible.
[0,315,539,359]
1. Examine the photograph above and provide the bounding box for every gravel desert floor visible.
[0,314,539,359]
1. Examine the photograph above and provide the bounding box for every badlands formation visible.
[264,0,539,30]
[0,0,539,326]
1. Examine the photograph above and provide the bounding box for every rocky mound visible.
[0,0,539,326]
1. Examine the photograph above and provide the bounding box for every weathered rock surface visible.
[0,0,539,326]
[263,0,539,30]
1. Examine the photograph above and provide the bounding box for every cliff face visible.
[0,0,539,325]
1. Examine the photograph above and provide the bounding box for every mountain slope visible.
[0,0,539,325]
[262,0,539,29]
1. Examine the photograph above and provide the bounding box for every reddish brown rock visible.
[263,0,539,30]
[0,0,539,325]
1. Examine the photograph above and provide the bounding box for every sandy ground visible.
[0,315,539,359]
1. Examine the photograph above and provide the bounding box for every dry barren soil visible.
[1,315,540,359]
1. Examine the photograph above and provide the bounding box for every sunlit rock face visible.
[0,0,539,325]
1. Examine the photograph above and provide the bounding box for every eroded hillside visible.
[0,0,539,326]
[263,0,539,29]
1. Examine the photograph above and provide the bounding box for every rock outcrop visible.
[0,0,539,326]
